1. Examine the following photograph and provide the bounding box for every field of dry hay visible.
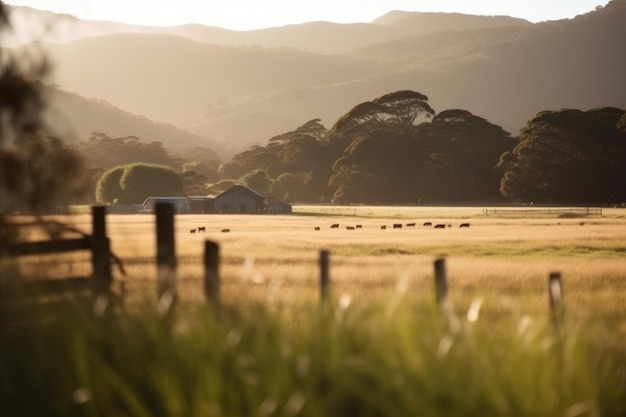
[5,206,626,347]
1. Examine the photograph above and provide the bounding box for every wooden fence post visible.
[320,249,330,303]
[434,257,460,333]
[434,257,448,305]
[548,272,564,327]
[91,206,112,299]
[204,240,220,306]
[155,202,177,314]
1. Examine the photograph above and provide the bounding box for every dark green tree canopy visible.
[328,107,514,204]
[414,109,516,202]
[496,107,626,204]
[71,133,183,171]
[95,163,184,204]
[329,90,435,137]
[239,168,272,195]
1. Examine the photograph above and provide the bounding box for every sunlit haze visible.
[5,0,610,30]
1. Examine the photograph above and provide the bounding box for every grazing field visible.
[2,206,626,416]
[7,206,625,343]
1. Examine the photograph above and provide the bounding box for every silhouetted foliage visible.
[222,119,330,202]
[496,107,626,204]
[95,163,184,204]
[95,165,125,204]
[180,170,209,196]
[239,169,272,196]
[182,161,220,183]
[329,90,434,136]
[71,132,183,171]
[1,4,85,233]
[327,92,514,204]
[414,110,516,202]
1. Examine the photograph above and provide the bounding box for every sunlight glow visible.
[5,0,611,30]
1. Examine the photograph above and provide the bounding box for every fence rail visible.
[1,206,112,303]
[483,207,602,216]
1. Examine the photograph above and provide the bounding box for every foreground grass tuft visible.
[1,298,624,417]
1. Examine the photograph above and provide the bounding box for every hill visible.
[5,5,529,53]
[7,1,626,156]
[42,85,221,159]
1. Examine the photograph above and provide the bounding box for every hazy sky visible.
[6,0,610,30]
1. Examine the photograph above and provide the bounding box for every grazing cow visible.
[579,222,585,226]
[423,222,432,227]
[356,225,362,229]
[346,226,355,230]
[198,226,206,232]
[221,228,230,233]
[314,226,321,231]
[330,224,340,229]
[190,229,196,234]
[393,223,403,229]
[381,225,387,230]
[434,224,446,229]
[406,223,416,227]
[459,223,470,228]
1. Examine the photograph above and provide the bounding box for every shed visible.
[214,185,265,214]
[268,199,292,214]
[187,196,215,214]
[142,197,189,213]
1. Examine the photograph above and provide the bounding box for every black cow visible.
[406,223,416,227]
[434,224,446,229]
[381,225,387,230]
[356,225,362,229]
[459,223,470,228]
[189,229,196,234]
[330,224,340,229]
[423,222,432,227]
[393,223,403,229]
[314,226,321,231]
[198,226,206,232]
[221,228,230,233]
[346,226,355,230]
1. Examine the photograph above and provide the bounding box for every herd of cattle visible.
[322,222,470,231]
[188,222,472,234]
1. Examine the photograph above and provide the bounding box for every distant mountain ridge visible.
[6,1,626,158]
[5,5,530,53]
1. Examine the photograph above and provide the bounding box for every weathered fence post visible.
[319,249,330,303]
[434,257,448,305]
[434,257,460,334]
[155,202,177,314]
[204,240,220,306]
[91,206,112,301]
[548,272,564,327]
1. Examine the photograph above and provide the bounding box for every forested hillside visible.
[43,85,221,154]
[7,1,625,158]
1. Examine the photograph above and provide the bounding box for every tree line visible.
[3,90,626,208]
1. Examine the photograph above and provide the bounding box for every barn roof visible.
[142,196,188,204]
[216,185,264,200]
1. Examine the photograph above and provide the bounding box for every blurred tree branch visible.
[1,2,86,245]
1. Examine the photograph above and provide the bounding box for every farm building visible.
[142,197,189,213]
[268,199,292,214]
[187,196,215,214]
[214,185,265,214]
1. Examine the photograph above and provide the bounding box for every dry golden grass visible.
[3,206,625,347]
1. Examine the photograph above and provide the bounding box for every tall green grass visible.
[1,296,624,417]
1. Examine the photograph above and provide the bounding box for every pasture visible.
[2,205,626,416]
[10,206,626,344]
